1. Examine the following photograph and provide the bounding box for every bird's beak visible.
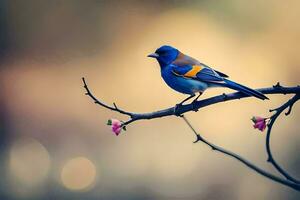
[147,53,159,58]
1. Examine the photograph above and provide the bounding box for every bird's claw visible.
[192,101,199,112]
[174,103,183,116]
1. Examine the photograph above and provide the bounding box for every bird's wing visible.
[214,70,229,78]
[172,52,229,78]
[172,64,225,83]
[196,62,229,78]
[172,52,201,66]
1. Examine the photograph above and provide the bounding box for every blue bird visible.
[148,45,268,109]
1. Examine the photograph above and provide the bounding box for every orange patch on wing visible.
[184,65,203,77]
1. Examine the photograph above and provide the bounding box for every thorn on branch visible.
[273,82,282,88]
[269,108,276,113]
[222,93,229,101]
[285,104,294,116]
[113,102,118,109]
[193,134,202,143]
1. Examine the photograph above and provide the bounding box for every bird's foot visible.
[174,103,183,116]
[192,100,199,112]
[191,92,201,112]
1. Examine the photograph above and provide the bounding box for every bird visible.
[148,45,268,111]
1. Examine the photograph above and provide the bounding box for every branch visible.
[82,77,300,126]
[82,78,133,117]
[82,77,300,191]
[181,115,300,191]
[266,92,300,184]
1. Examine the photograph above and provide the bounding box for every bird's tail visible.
[223,79,269,100]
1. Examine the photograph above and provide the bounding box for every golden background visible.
[0,0,299,199]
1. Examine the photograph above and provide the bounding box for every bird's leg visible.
[192,92,202,112]
[192,92,202,103]
[179,94,196,105]
[174,94,195,116]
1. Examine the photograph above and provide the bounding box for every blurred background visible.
[0,0,299,199]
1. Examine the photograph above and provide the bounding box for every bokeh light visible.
[61,157,96,191]
[8,138,51,186]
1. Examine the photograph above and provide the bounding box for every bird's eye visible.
[157,51,166,55]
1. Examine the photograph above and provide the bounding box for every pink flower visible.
[107,119,125,136]
[251,116,268,132]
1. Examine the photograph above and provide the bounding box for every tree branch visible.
[82,78,133,117]
[266,91,300,184]
[82,77,300,126]
[82,77,300,191]
[181,115,300,191]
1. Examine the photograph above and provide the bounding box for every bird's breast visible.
[161,67,208,95]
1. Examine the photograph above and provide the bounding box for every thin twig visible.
[82,78,133,117]
[266,93,300,184]
[181,115,300,191]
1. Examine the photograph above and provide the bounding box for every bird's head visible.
[148,45,179,67]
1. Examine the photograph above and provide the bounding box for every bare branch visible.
[82,77,300,126]
[82,77,300,191]
[266,93,300,184]
[82,77,133,117]
[181,115,300,191]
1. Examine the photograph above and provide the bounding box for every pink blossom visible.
[251,116,268,132]
[112,125,122,135]
[107,119,124,136]
[251,116,265,123]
